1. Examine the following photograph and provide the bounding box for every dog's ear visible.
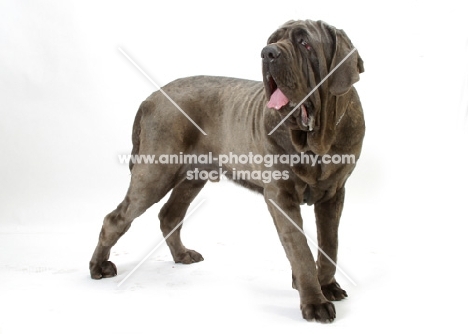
[328,28,364,96]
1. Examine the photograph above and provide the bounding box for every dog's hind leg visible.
[314,187,347,301]
[158,178,207,264]
[89,164,184,279]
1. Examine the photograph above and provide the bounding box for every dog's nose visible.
[261,45,281,62]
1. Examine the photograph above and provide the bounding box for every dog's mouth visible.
[264,74,314,132]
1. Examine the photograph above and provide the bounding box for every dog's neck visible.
[288,93,351,156]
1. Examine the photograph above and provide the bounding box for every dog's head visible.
[262,20,364,139]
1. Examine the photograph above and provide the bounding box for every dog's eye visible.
[299,39,311,51]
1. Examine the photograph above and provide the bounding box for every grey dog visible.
[90,19,365,322]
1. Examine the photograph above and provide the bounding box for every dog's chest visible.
[292,162,351,205]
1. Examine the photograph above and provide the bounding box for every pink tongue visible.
[267,88,289,110]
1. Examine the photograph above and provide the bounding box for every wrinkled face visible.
[261,20,335,132]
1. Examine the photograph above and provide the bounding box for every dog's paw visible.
[301,301,336,322]
[321,282,347,301]
[174,249,204,264]
[90,260,117,279]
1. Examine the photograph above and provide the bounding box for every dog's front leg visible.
[264,187,336,322]
[314,186,348,301]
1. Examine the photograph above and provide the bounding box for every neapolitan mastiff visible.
[90,19,365,322]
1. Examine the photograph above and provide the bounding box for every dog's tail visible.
[129,100,152,171]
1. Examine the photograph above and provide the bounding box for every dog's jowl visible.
[90,19,365,322]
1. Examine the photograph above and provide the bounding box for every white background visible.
[1,0,468,333]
